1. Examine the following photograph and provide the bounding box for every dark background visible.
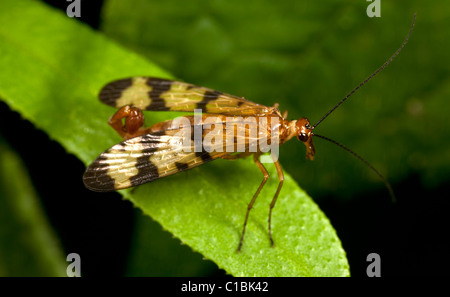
[0,0,448,276]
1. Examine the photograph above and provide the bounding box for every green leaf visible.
[0,0,348,276]
[0,138,66,276]
[125,213,219,277]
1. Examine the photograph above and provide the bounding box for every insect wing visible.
[99,77,270,116]
[83,127,227,192]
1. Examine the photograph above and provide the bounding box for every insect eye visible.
[305,123,311,130]
[298,132,308,142]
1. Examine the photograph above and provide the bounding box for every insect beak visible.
[303,137,315,160]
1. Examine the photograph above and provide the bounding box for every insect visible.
[83,16,415,251]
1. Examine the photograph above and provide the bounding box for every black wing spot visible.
[196,151,213,162]
[146,78,173,111]
[197,90,222,112]
[129,145,160,187]
[99,78,133,107]
[175,162,190,172]
[83,155,116,192]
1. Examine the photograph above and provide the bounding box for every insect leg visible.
[238,153,269,252]
[268,158,284,247]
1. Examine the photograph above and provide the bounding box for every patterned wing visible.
[98,77,271,116]
[83,124,229,192]
[83,114,270,191]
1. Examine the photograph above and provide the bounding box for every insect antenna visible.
[314,133,396,202]
[312,13,416,129]
[306,15,416,202]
